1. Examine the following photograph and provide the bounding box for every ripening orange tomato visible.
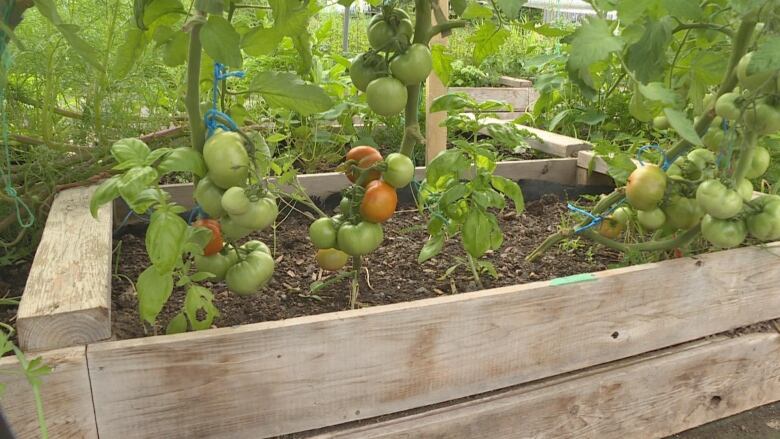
[346,146,383,185]
[360,180,397,223]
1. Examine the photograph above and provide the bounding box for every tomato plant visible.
[360,181,398,223]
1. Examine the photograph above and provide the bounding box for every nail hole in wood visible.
[611,331,619,339]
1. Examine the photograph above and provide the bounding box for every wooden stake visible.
[425,0,449,164]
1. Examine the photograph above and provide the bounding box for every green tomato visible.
[383,153,415,188]
[309,217,339,249]
[366,77,408,116]
[338,197,352,215]
[696,179,744,219]
[637,208,666,231]
[626,165,667,211]
[701,214,747,248]
[737,52,775,91]
[226,250,275,296]
[703,92,717,111]
[221,186,250,216]
[652,115,670,130]
[663,196,704,230]
[230,197,278,231]
[714,92,742,121]
[687,148,716,171]
[349,52,388,92]
[701,129,725,151]
[193,248,238,281]
[337,221,384,256]
[203,131,249,189]
[194,176,225,218]
[367,11,412,50]
[737,178,754,202]
[241,240,270,255]
[612,206,633,225]
[389,44,433,85]
[746,195,780,240]
[220,217,254,241]
[744,102,780,135]
[745,146,771,179]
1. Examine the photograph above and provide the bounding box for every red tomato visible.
[346,146,383,185]
[193,219,224,256]
[360,180,397,223]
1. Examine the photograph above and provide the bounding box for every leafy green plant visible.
[417,93,526,288]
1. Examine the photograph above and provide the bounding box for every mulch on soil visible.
[111,195,622,339]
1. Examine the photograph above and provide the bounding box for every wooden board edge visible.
[17,307,112,353]
[498,76,532,88]
[311,332,780,439]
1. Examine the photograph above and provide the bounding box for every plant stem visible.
[733,132,758,183]
[526,230,569,262]
[399,0,433,158]
[350,256,362,309]
[466,253,484,289]
[185,10,207,153]
[581,225,701,253]
[31,381,49,439]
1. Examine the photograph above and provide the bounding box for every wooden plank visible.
[449,86,539,112]
[473,116,592,157]
[17,186,113,351]
[425,0,449,164]
[314,333,780,439]
[114,159,581,223]
[0,346,98,439]
[577,167,614,186]
[498,76,532,88]
[577,149,643,176]
[87,242,780,438]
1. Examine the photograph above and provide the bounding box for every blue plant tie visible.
[204,62,245,137]
[636,144,671,171]
[188,204,206,224]
[568,198,626,234]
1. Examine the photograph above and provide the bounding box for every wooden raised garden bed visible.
[449,75,540,120]
[3,133,780,437]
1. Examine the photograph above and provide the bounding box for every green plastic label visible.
[549,273,597,286]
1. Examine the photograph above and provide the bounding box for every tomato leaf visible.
[468,22,510,64]
[451,0,467,16]
[565,17,623,97]
[113,26,149,80]
[661,0,703,20]
[491,176,524,212]
[146,209,188,273]
[461,3,493,19]
[200,15,242,68]
[496,0,525,19]
[157,147,207,177]
[166,312,188,334]
[637,82,678,106]
[664,108,703,146]
[625,17,673,83]
[137,266,174,325]
[418,234,445,263]
[143,0,185,27]
[249,71,333,116]
[749,36,780,75]
[241,26,284,57]
[430,44,453,86]
[161,32,188,67]
[90,176,121,218]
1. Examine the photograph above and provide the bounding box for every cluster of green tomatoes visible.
[349,7,432,117]
[308,146,415,271]
[601,50,780,250]
[191,130,278,295]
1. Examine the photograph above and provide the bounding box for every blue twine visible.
[568,198,626,234]
[188,205,206,224]
[204,62,245,137]
[636,144,671,171]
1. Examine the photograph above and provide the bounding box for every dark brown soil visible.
[111,195,622,339]
[0,261,28,332]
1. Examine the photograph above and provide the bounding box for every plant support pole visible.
[185,9,207,153]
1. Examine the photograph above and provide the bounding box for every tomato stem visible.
[733,131,758,183]
[349,256,362,309]
[581,225,701,253]
[184,9,207,153]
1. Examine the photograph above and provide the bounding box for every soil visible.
[111,194,622,339]
[0,261,28,335]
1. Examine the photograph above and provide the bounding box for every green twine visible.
[1,0,35,229]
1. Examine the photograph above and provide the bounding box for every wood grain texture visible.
[475,117,592,157]
[498,76,532,87]
[425,0,449,164]
[0,346,97,439]
[115,159,581,222]
[87,242,780,438]
[314,333,780,439]
[449,87,540,112]
[17,186,113,351]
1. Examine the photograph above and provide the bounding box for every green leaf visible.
[625,17,672,83]
[144,0,185,27]
[664,108,703,146]
[426,149,470,186]
[749,36,780,75]
[184,285,219,331]
[145,147,172,164]
[156,147,207,177]
[462,209,502,258]
[90,177,121,218]
[196,0,224,14]
[32,0,105,71]
[250,72,333,116]
[430,93,474,113]
[637,82,678,106]
[629,84,655,122]
[565,17,624,96]
[491,176,524,212]
[200,16,242,68]
[137,266,174,325]
[522,22,571,37]
[146,209,188,273]
[166,312,188,334]
[185,226,213,255]
[112,25,149,80]
[451,0,468,16]
[430,44,453,87]
[469,22,510,64]
[496,0,526,19]
[162,32,188,67]
[112,138,151,165]
[241,26,284,57]
[418,234,445,263]
[661,0,702,20]
[461,3,493,19]
[118,166,159,207]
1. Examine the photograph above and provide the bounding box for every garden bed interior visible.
[3,145,780,438]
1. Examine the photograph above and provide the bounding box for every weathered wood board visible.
[17,186,113,351]
[0,346,97,439]
[498,76,532,87]
[312,333,780,439]
[86,242,780,438]
[425,0,449,164]
[449,86,539,112]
